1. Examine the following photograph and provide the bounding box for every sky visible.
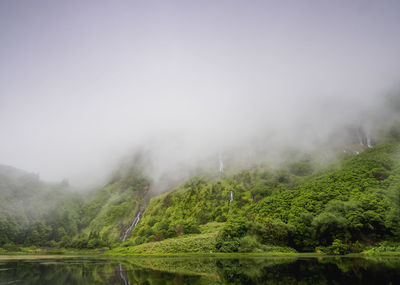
[1,0,400,187]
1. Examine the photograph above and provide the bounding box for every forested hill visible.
[2,139,400,254]
[0,165,82,246]
[77,171,150,246]
[0,163,151,249]
[120,141,400,253]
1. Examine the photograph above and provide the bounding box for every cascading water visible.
[122,208,142,242]
[219,153,224,173]
[367,137,372,148]
[366,130,373,148]
[357,129,364,146]
[356,127,374,148]
[229,190,233,204]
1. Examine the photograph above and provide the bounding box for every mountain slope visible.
[121,141,400,253]
[0,165,82,246]
[79,172,150,243]
[3,139,400,254]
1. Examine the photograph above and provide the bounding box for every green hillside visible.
[79,173,150,244]
[119,141,400,254]
[2,140,400,255]
[0,165,83,247]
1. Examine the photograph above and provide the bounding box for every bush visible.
[182,220,200,234]
[328,239,349,255]
[239,235,263,253]
[219,216,247,239]
[87,238,106,249]
[216,237,240,252]
[215,216,249,252]
[312,212,348,246]
[2,243,21,252]
[60,236,72,248]
[71,236,88,249]
[216,215,227,222]
[49,240,58,248]
[249,219,292,246]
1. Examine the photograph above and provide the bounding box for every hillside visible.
[0,165,152,249]
[118,141,400,254]
[78,172,150,244]
[2,138,400,255]
[0,165,82,247]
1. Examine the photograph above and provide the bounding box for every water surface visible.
[0,255,399,284]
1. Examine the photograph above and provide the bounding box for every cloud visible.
[0,1,400,187]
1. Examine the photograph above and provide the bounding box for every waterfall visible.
[122,208,142,242]
[357,127,373,148]
[219,153,224,173]
[119,264,131,285]
[366,130,373,148]
[357,129,364,146]
[366,137,372,148]
[229,190,233,204]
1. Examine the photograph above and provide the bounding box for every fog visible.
[1,1,400,188]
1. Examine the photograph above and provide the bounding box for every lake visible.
[1,255,400,284]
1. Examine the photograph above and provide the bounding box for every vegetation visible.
[0,165,150,251]
[111,232,218,255]
[3,138,400,255]
[123,141,400,254]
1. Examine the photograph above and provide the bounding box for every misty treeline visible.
[2,95,400,253]
[3,139,400,253]
[0,163,151,250]
[0,165,86,249]
[121,141,400,254]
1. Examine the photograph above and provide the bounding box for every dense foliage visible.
[2,139,400,254]
[0,165,150,250]
[125,142,400,253]
[0,165,83,247]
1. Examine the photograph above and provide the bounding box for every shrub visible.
[60,236,72,248]
[216,237,240,252]
[328,239,349,255]
[87,238,106,249]
[239,235,263,253]
[249,219,292,246]
[182,220,200,234]
[219,216,247,239]
[2,243,21,252]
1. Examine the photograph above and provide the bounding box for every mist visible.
[1,0,400,188]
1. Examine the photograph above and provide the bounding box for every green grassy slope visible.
[3,140,400,254]
[79,173,150,243]
[121,142,400,253]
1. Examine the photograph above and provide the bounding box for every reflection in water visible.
[0,256,400,284]
[119,264,131,285]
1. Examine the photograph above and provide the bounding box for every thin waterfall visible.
[229,190,234,204]
[357,129,364,146]
[122,208,142,242]
[219,153,224,173]
[357,127,374,148]
[366,130,373,148]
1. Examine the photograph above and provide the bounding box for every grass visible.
[199,221,224,234]
[0,247,104,256]
[110,232,218,255]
